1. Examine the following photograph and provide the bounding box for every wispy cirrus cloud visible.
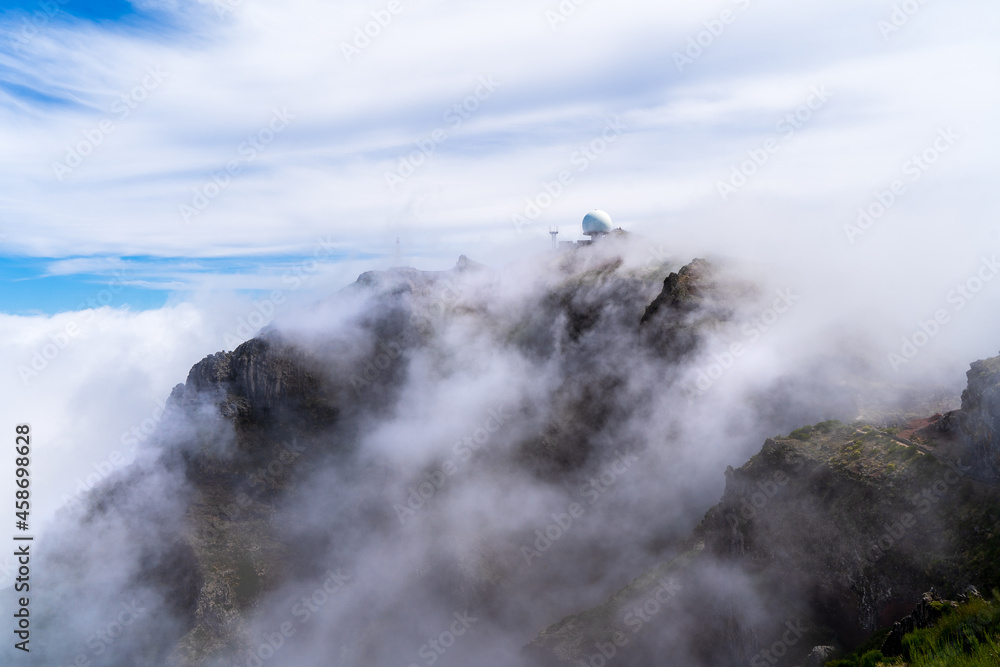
[0,0,996,315]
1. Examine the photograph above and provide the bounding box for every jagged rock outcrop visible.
[640,257,712,323]
[879,589,963,656]
[527,419,1000,665]
[806,645,836,666]
[702,426,996,641]
[638,258,741,362]
[169,336,336,430]
[956,355,1000,479]
[926,354,1000,482]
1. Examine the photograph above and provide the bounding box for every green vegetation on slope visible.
[827,590,1000,667]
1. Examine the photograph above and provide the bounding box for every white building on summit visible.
[582,210,614,240]
[550,210,621,248]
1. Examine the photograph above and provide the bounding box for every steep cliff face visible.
[527,423,961,665]
[702,429,961,642]
[162,272,431,663]
[639,257,723,362]
[527,360,1000,666]
[158,336,335,664]
[526,352,1000,665]
[640,257,712,322]
[171,336,337,431]
[956,354,1000,480]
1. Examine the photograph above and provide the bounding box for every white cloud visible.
[0,296,277,541]
[0,0,994,264]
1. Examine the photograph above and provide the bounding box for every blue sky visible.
[0,255,165,313]
[1,0,136,22]
[0,252,377,313]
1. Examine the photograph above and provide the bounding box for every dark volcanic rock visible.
[640,257,712,323]
[879,590,959,657]
[956,355,1000,479]
[526,418,1000,665]
[638,258,731,362]
[170,335,336,431]
[933,354,1000,481]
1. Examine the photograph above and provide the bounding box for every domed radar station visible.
[549,210,623,248]
[582,209,614,241]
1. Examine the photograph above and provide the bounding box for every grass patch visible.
[826,591,1000,667]
[788,419,842,441]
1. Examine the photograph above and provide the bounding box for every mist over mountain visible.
[7,233,1000,667]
